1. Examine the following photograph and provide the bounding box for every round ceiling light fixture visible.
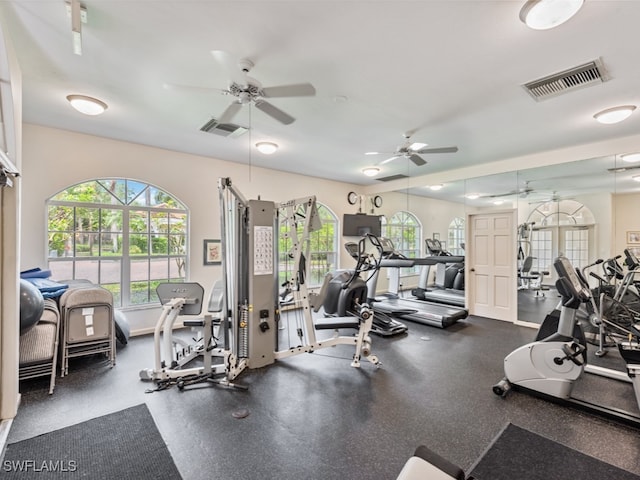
[621,152,640,163]
[429,184,444,191]
[593,105,636,125]
[362,167,380,177]
[255,142,278,154]
[632,175,640,183]
[466,193,480,200]
[66,94,108,115]
[519,0,584,30]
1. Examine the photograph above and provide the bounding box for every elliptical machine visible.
[493,255,640,429]
[323,235,408,337]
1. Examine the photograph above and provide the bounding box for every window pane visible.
[48,232,74,258]
[76,207,100,232]
[98,179,126,205]
[150,257,169,281]
[75,232,99,256]
[101,233,123,256]
[99,259,121,285]
[101,209,122,233]
[170,213,187,233]
[130,234,149,255]
[131,258,149,282]
[151,234,168,255]
[126,180,147,205]
[75,260,99,283]
[49,260,73,281]
[169,235,186,255]
[130,210,148,233]
[130,281,151,305]
[170,257,186,280]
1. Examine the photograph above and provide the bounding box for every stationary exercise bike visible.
[493,255,640,428]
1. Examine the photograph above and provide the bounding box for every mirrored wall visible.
[385,152,640,325]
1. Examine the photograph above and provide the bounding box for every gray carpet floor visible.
[9,311,640,480]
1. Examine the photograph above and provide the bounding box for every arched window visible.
[525,199,595,273]
[47,179,188,307]
[447,217,465,255]
[382,211,421,275]
[278,202,338,288]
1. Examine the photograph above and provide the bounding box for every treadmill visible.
[364,238,469,328]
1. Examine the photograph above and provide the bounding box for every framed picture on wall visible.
[203,239,221,265]
[433,233,440,240]
[627,232,640,244]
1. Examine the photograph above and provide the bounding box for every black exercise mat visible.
[2,404,182,479]
[469,423,640,480]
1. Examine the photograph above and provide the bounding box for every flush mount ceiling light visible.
[519,0,584,30]
[493,199,504,205]
[429,184,444,191]
[466,193,480,200]
[632,175,640,183]
[594,105,636,124]
[66,94,108,115]
[621,153,640,163]
[255,142,278,154]
[362,167,380,177]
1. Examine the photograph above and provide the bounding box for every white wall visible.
[21,125,466,332]
[0,14,22,427]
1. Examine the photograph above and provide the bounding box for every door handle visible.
[470,268,475,272]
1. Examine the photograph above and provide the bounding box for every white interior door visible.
[467,210,517,322]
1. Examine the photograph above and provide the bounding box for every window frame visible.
[382,211,422,276]
[46,179,189,308]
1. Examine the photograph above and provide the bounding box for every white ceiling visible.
[2,1,640,203]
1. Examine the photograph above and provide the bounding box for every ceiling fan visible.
[529,191,574,204]
[165,50,316,126]
[485,181,534,198]
[367,133,458,166]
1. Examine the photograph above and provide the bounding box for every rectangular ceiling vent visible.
[200,118,249,138]
[376,174,409,182]
[523,59,608,101]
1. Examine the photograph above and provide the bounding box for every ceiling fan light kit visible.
[206,51,316,126]
[593,105,636,124]
[66,94,108,115]
[362,167,380,177]
[621,153,640,163]
[369,133,458,167]
[519,0,584,30]
[255,142,278,154]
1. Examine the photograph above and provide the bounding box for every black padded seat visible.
[314,317,360,330]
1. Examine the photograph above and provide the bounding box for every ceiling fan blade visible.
[217,101,243,124]
[211,50,247,85]
[486,190,517,198]
[408,154,427,166]
[163,82,227,95]
[254,100,295,125]
[261,83,316,98]
[378,155,401,166]
[415,146,459,154]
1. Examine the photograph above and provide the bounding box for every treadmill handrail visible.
[380,259,415,268]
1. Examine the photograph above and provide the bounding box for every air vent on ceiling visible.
[376,174,409,182]
[200,118,249,138]
[522,59,608,101]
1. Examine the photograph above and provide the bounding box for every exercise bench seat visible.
[314,317,360,330]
